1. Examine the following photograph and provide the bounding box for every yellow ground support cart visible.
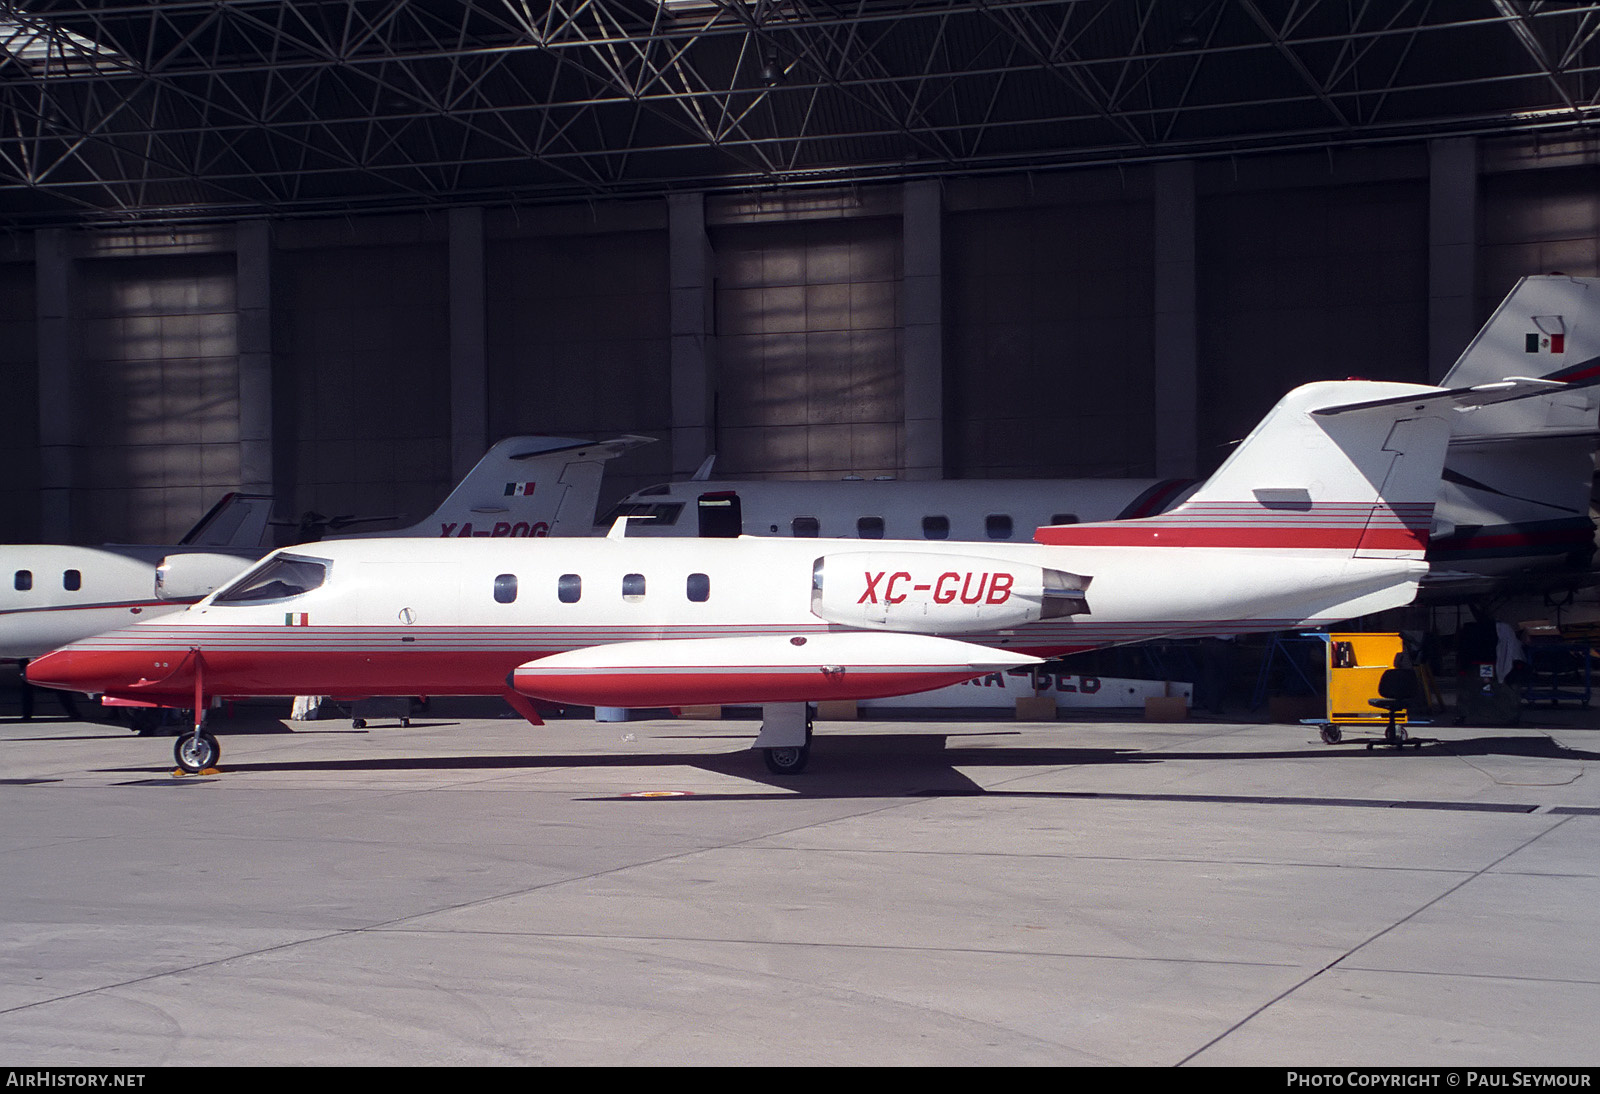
[1315,632,1431,747]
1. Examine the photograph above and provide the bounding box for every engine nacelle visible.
[154,552,256,601]
[810,552,1090,634]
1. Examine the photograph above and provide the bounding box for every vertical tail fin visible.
[1432,276,1600,573]
[1034,380,1546,555]
[1443,275,1600,389]
[1440,274,1600,444]
[177,492,275,548]
[359,435,653,540]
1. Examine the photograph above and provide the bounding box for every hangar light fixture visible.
[0,12,129,76]
[654,0,752,19]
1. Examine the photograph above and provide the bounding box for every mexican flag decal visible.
[504,482,536,496]
[285,612,309,626]
[1527,315,1566,353]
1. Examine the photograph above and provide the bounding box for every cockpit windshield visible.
[212,553,330,604]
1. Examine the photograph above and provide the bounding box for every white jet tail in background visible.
[175,493,276,549]
[1431,275,1600,581]
[1444,274,1600,390]
[356,434,654,540]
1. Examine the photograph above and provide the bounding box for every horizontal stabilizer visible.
[1310,376,1578,417]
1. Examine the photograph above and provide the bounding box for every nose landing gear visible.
[175,728,221,773]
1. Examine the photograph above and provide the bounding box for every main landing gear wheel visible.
[762,715,814,775]
[175,730,220,773]
[763,743,810,776]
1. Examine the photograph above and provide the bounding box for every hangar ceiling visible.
[4,0,1600,227]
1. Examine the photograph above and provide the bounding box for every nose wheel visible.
[175,729,221,773]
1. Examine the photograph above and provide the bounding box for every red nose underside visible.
[26,641,1095,706]
[25,647,535,703]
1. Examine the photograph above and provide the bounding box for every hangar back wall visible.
[2,133,1597,546]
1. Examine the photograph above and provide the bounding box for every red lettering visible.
[858,571,884,604]
[492,522,511,537]
[885,571,912,605]
[531,522,550,537]
[511,522,530,536]
[1080,676,1101,695]
[439,523,457,537]
[457,522,475,537]
[959,572,988,604]
[934,572,960,604]
[986,572,1014,604]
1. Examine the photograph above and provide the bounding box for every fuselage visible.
[600,477,1195,540]
[26,532,1426,706]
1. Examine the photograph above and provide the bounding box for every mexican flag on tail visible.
[1526,315,1566,353]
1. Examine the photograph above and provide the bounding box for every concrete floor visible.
[1,696,1598,1066]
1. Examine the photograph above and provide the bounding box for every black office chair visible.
[1368,652,1418,748]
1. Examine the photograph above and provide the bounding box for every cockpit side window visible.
[213,553,331,604]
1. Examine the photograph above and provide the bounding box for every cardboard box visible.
[675,705,722,720]
[1144,696,1188,722]
[1015,696,1057,721]
[815,700,858,720]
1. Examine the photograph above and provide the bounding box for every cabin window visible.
[493,574,518,604]
[986,514,1014,540]
[214,553,329,604]
[1049,513,1079,525]
[687,573,710,602]
[622,573,646,600]
[857,516,885,539]
[922,516,949,540]
[63,570,81,591]
[14,570,31,591]
[792,517,819,537]
[558,574,582,603]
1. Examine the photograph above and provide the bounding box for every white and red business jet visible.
[27,377,1564,775]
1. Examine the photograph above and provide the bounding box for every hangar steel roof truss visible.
[3,0,1600,226]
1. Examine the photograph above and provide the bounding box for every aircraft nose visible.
[26,648,113,693]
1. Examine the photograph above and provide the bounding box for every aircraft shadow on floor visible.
[80,726,1600,802]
